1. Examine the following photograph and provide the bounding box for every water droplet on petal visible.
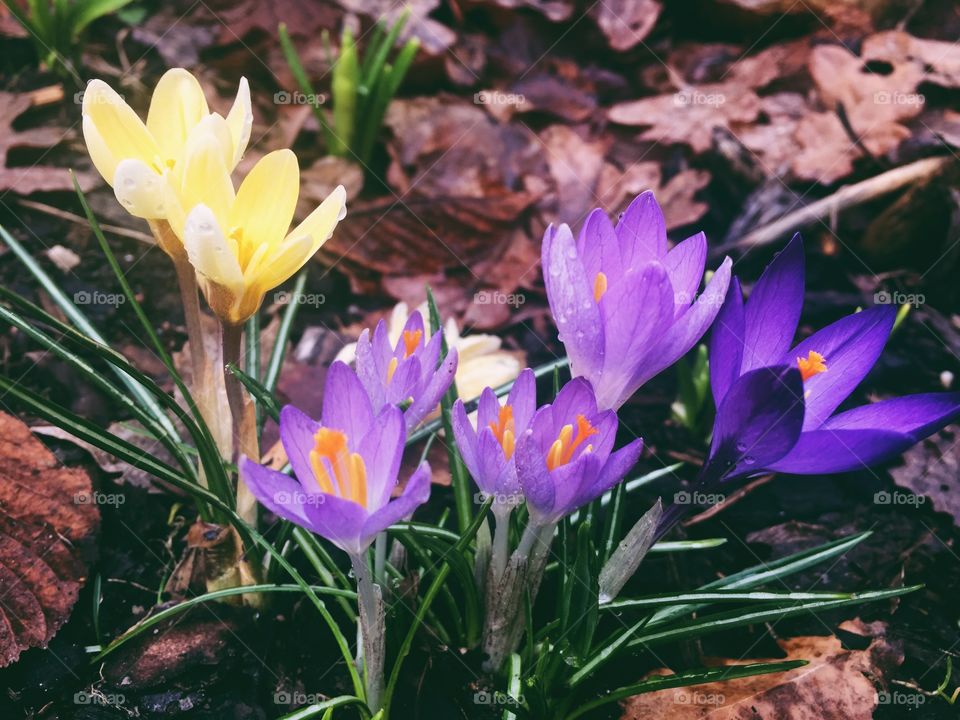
[736,442,747,452]
[743,456,756,465]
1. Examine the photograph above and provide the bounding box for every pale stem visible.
[351,552,385,713]
[489,504,512,583]
[220,321,257,525]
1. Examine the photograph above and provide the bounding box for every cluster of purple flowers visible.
[241,189,960,565]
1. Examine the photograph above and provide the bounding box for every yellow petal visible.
[112,159,167,219]
[146,69,210,168]
[286,184,347,252]
[251,233,314,293]
[225,77,253,168]
[183,204,244,292]
[82,80,160,183]
[170,123,235,238]
[230,149,300,258]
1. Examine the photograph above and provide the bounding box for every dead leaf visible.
[596,162,710,230]
[0,412,99,667]
[0,91,92,195]
[621,618,904,719]
[478,0,574,22]
[538,125,611,223]
[297,155,364,220]
[336,0,455,55]
[44,245,80,273]
[590,0,662,52]
[891,426,960,526]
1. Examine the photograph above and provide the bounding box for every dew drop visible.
[549,266,561,277]
[582,300,592,309]
[736,442,747,452]
[743,456,756,465]
[575,331,584,340]
[123,177,136,188]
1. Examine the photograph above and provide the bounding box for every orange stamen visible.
[488,405,516,460]
[402,330,423,357]
[594,272,608,303]
[386,356,399,384]
[308,428,368,507]
[797,350,827,382]
[546,414,599,471]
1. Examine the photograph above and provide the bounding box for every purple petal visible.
[506,368,537,433]
[742,234,805,372]
[577,207,621,285]
[451,399,480,479]
[240,457,312,527]
[477,386,501,429]
[300,492,369,555]
[548,378,599,438]
[399,311,426,352]
[361,462,431,543]
[279,404,320,491]
[555,451,605,520]
[788,305,895,430]
[615,190,668,266]
[355,328,386,409]
[710,277,745,407]
[321,361,375,439]
[516,426,555,520]
[542,223,605,380]
[357,405,405,510]
[404,346,458,432]
[628,256,732,394]
[771,392,960,474]
[477,427,515,496]
[707,365,805,482]
[588,438,644,501]
[663,231,707,312]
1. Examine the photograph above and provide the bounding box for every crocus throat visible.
[309,428,368,507]
[594,272,608,302]
[488,405,516,460]
[797,350,827,382]
[387,329,424,383]
[546,414,599,471]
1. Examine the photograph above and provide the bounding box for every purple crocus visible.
[355,310,459,432]
[542,191,732,411]
[240,361,430,556]
[515,378,644,526]
[703,234,960,483]
[451,368,536,506]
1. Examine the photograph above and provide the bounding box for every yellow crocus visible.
[82,68,252,225]
[164,128,346,325]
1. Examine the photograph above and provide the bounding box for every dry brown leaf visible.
[891,426,960,526]
[478,0,574,22]
[590,0,662,52]
[596,162,710,230]
[0,91,91,195]
[337,0,455,55]
[539,125,611,224]
[862,31,960,89]
[201,0,339,43]
[0,412,99,667]
[621,619,904,720]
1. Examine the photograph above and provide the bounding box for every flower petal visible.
[451,399,481,481]
[770,392,960,474]
[230,149,300,247]
[507,368,537,433]
[742,234,805,372]
[542,223,605,380]
[706,365,805,482]
[710,277,745,407]
[361,462,431,544]
[278,404,322,491]
[788,305,895,430]
[321,361,376,441]
[225,77,253,167]
[286,184,347,252]
[358,405,406,510]
[146,69,210,166]
[516,424,555,522]
[404,347,458,432]
[240,457,312,527]
[615,190,668,266]
[112,159,167,219]
[82,80,161,183]
[663,231,707,310]
[577,207,619,283]
[183,204,244,291]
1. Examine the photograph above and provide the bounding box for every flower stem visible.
[221,321,257,526]
[489,505,512,583]
[351,552,385,713]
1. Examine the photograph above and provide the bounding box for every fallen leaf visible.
[336,0,455,55]
[596,161,710,230]
[479,0,574,22]
[0,90,92,195]
[538,125,611,223]
[590,0,662,52]
[0,412,99,667]
[621,619,904,719]
[891,425,960,526]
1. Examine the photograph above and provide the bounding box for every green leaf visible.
[278,24,335,149]
[228,363,281,423]
[602,590,855,611]
[331,27,359,156]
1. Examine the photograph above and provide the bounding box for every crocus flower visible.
[703,234,960,483]
[542,191,732,410]
[336,301,524,404]
[166,138,346,325]
[82,69,251,235]
[515,378,643,526]
[451,368,536,505]
[240,362,430,556]
[354,310,459,432]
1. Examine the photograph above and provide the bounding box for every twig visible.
[17,199,154,243]
[718,156,953,254]
[682,474,774,527]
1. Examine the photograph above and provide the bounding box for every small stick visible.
[682,474,774,527]
[719,156,953,254]
[17,199,154,243]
